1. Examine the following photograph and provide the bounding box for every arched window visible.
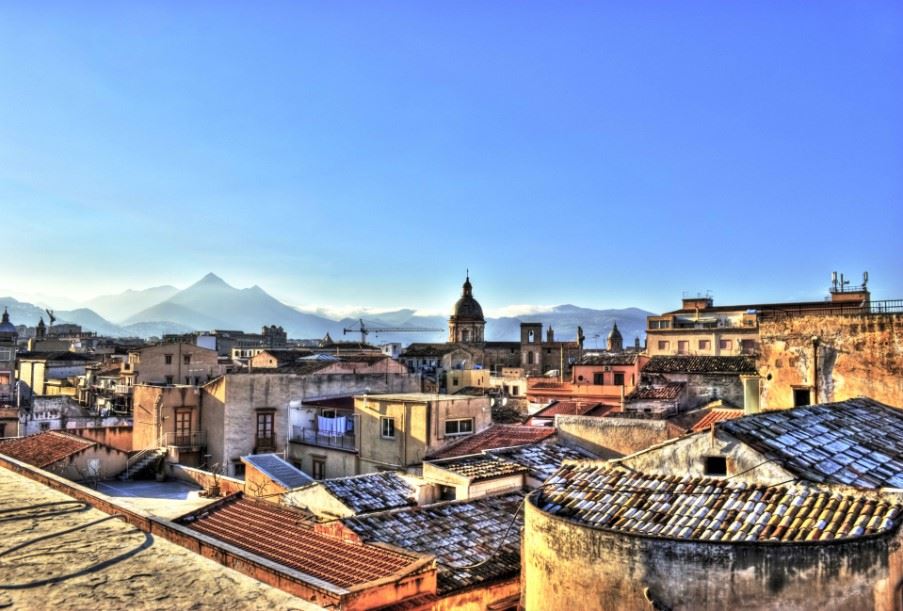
[527,351,534,365]
[528,330,535,343]
[462,329,471,342]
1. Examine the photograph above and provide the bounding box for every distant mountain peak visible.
[190,272,231,289]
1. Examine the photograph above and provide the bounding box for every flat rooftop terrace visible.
[0,466,321,610]
[95,479,218,520]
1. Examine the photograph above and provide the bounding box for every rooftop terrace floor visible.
[95,479,217,519]
[0,467,321,610]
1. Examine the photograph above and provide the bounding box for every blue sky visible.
[1,2,901,315]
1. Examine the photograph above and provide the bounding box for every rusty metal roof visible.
[537,463,903,543]
[427,424,555,459]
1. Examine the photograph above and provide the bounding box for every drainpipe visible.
[811,336,820,404]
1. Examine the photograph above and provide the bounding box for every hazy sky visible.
[1,2,901,314]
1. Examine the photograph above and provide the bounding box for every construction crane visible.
[342,319,443,344]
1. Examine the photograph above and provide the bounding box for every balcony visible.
[164,430,206,450]
[291,426,357,452]
[254,435,277,453]
[113,384,132,394]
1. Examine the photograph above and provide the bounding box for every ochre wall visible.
[523,496,903,611]
[758,314,903,409]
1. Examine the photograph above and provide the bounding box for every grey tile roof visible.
[490,443,599,482]
[432,455,528,482]
[721,398,903,489]
[322,472,416,514]
[343,493,523,594]
[537,463,903,542]
[643,355,757,374]
[627,382,685,401]
[242,454,313,489]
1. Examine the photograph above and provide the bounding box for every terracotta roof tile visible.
[643,356,757,374]
[530,401,615,419]
[0,432,95,468]
[537,463,903,542]
[721,398,903,488]
[691,408,745,432]
[428,425,555,459]
[181,496,422,588]
[344,493,523,594]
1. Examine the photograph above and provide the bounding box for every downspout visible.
[812,336,820,403]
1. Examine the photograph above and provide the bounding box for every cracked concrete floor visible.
[0,467,322,610]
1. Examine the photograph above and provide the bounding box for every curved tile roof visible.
[535,463,903,543]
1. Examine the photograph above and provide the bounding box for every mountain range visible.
[1,273,654,345]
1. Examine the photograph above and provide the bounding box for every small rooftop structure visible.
[429,454,528,482]
[0,431,96,468]
[527,400,616,425]
[318,472,416,514]
[626,382,686,401]
[490,442,602,483]
[242,453,313,489]
[690,406,745,432]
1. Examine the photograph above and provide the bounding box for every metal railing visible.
[163,430,206,449]
[291,426,357,451]
[255,435,277,451]
[758,299,903,320]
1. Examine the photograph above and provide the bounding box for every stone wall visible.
[523,495,903,611]
[758,314,903,409]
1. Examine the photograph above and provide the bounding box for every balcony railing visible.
[255,435,277,452]
[291,426,357,451]
[113,384,132,394]
[164,430,206,449]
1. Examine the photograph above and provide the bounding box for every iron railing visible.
[291,426,357,451]
[164,430,206,449]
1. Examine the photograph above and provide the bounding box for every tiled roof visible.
[181,496,423,588]
[344,493,523,594]
[242,453,313,489]
[432,455,528,482]
[400,343,458,357]
[721,398,903,489]
[321,472,416,514]
[536,463,903,543]
[529,401,614,419]
[578,353,639,366]
[490,443,601,482]
[0,431,95,468]
[643,356,757,374]
[691,408,745,432]
[428,425,556,459]
[627,383,685,401]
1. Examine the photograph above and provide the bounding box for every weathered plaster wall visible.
[523,496,902,611]
[615,430,794,485]
[288,444,358,480]
[555,415,678,457]
[759,314,903,409]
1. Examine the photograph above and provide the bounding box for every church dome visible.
[451,274,485,321]
[0,308,17,336]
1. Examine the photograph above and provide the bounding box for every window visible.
[39,422,50,432]
[613,372,625,386]
[0,348,12,361]
[510,385,519,396]
[741,339,757,354]
[452,377,459,386]
[527,351,534,365]
[256,411,275,443]
[546,348,551,354]
[164,354,173,365]
[698,340,710,351]
[677,340,689,354]
[719,339,733,351]
[312,458,326,480]
[381,417,396,439]
[0,423,5,438]
[703,456,728,476]
[183,354,191,365]
[445,418,474,436]
[593,373,604,385]
[793,388,811,407]
[657,341,670,351]
[165,375,174,385]
[233,461,246,478]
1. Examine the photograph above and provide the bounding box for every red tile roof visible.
[182,496,424,588]
[0,432,95,468]
[428,425,555,459]
[691,408,745,432]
